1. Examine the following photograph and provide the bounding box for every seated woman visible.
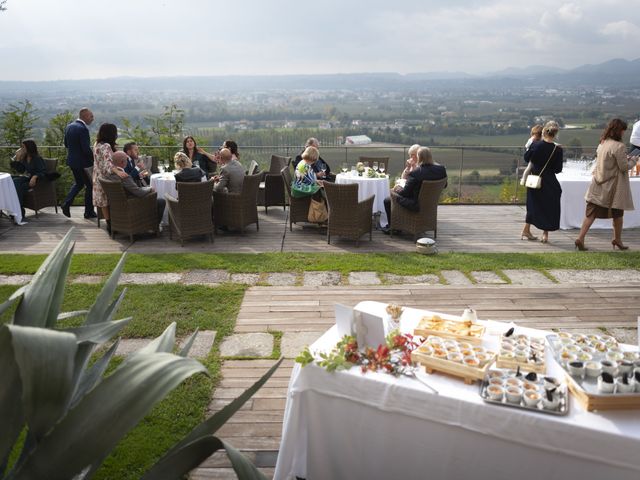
[11,138,46,221]
[382,146,447,233]
[401,144,421,179]
[182,136,217,178]
[174,152,206,183]
[294,138,335,182]
[293,146,324,197]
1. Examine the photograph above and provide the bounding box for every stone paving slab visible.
[178,330,217,358]
[303,271,341,286]
[115,338,153,356]
[219,333,274,357]
[230,273,260,285]
[383,273,440,284]
[280,332,324,358]
[549,269,640,284]
[265,273,297,286]
[348,272,381,285]
[119,272,182,285]
[441,270,472,285]
[502,269,553,286]
[71,275,104,284]
[471,271,507,284]
[0,274,33,285]
[607,327,638,346]
[182,269,230,285]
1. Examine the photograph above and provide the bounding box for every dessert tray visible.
[547,332,640,411]
[480,369,569,416]
[411,335,496,384]
[495,328,546,373]
[414,314,485,344]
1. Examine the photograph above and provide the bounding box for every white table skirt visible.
[150,173,177,225]
[0,172,23,223]
[274,301,640,480]
[335,173,390,226]
[558,173,640,229]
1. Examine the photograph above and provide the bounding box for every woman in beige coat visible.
[575,119,635,250]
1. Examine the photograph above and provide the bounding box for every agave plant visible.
[0,228,281,479]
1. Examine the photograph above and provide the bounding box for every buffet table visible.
[335,173,390,226]
[274,301,640,480]
[558,173,640,229]
[0,172,23,224]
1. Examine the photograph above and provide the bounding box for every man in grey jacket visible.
[213,148,244,193]
[106,151,166,227]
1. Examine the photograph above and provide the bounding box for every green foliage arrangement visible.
[0,228,281,480]
[0,100,39,145]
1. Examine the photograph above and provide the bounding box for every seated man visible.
[213,148,244,193]
[174,152,206,183]
[382,146,447,234]
[123,142,150,186]
[293,137,335,182]
[105,151,166,230]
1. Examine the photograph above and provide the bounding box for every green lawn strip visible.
[1,252,639,276]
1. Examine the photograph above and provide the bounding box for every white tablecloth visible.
[0,172,23,223]
[274,301,640,480]
[335,173,390,226]
[558,173,640,229]
[150,173,178,225]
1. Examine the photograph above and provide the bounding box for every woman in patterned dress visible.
[92,123,127,228]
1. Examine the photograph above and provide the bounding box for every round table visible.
[0,172,23,224]
[335,172,391,226]
[150,173,179,225]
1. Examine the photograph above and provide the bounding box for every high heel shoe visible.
[520,231,538,241]
[574,239,587,251]
[611,239,629,250]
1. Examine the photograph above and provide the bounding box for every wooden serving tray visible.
[564,373,640,412]
[414,316,485,344]
[412,348,495,384]
[496,357,546,374]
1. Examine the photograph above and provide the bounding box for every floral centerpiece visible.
[356,161,365,176]
[296,330,421,375]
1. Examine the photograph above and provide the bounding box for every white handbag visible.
[525,174,542,189]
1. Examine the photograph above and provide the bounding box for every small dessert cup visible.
[597,375,615,394]
[568,361,585,379]
[601,360,618,376]
[463,356,480,368]
[541,393,560,410]
[488,370,504,379]
[489,377,504,387]
[618,361,634,375]
[585,361,602,378]
[487,385,504,401]
[543,376,560,390]
[522,381,539,392]
[617,376,635,394]
[523,390,541,408]
[447,352,463,363]
[506,386,523,404]
[505,377,523,388]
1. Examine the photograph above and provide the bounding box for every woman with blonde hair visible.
[401,144,421,179]
[174,151,206,183]
[574,118,635,250]
[520,121,563,244]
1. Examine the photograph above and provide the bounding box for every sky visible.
[1,0,639,81]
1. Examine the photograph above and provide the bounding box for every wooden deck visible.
[2,205,639,254]
[192,283,640,479]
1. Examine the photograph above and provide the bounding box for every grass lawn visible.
[0,252,639,277]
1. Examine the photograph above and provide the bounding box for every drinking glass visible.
[350,166,356,176]
[373,161,379,172]
[379,164,385,174]
[341,163,348,173]
[158,165,165,174]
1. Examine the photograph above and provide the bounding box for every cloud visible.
[600,20,640,38]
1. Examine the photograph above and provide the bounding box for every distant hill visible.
[0,58,639,95]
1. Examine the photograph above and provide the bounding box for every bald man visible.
[105,151,165,228]
[62,108,96,218]
[213,148,244,193]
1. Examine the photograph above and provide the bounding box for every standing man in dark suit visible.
[61,108,96,218]
[382,146,447,233]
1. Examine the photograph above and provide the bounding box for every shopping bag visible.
[307,198,328,223]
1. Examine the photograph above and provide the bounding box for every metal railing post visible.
[457,147,464,203]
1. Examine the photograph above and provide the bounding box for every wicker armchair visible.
[24,158,59,216]
[281,165,312,231]
[358,156,389,172]
[212,173,261,233]
[99,178,160,242]
[166,181,214,246]
[259,155,290,213]
[324,182,374,247]
[390,178,447,240]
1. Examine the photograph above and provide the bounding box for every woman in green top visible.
[293,146,324,197]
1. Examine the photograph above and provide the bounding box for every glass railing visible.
[0,144,599,205]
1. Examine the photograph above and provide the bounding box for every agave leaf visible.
[141,437,267,480]
[0,285,26,316]
[45,235,74,328]
[0,327,25,475]
[4,325,77,442]
[13,228,75,328]
[133,322,177,357]
[148,357,283,474]
[67,343,95,413]
[101,288,127,325]
[84,254,127,326]
[178,328,199,357]
[70,339,120,408]
[57,310,89,321]
[13,353,208,480]
[61,318,132,345]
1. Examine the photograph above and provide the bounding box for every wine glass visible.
[341,163,348,174]
[350,165,356,176]
[379,163,385,175]
[158,165,165,174]
[373,161,379,172]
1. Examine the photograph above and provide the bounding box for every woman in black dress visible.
[11,139,46,220]
[182,136,217,178]
[520,121,563,244]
